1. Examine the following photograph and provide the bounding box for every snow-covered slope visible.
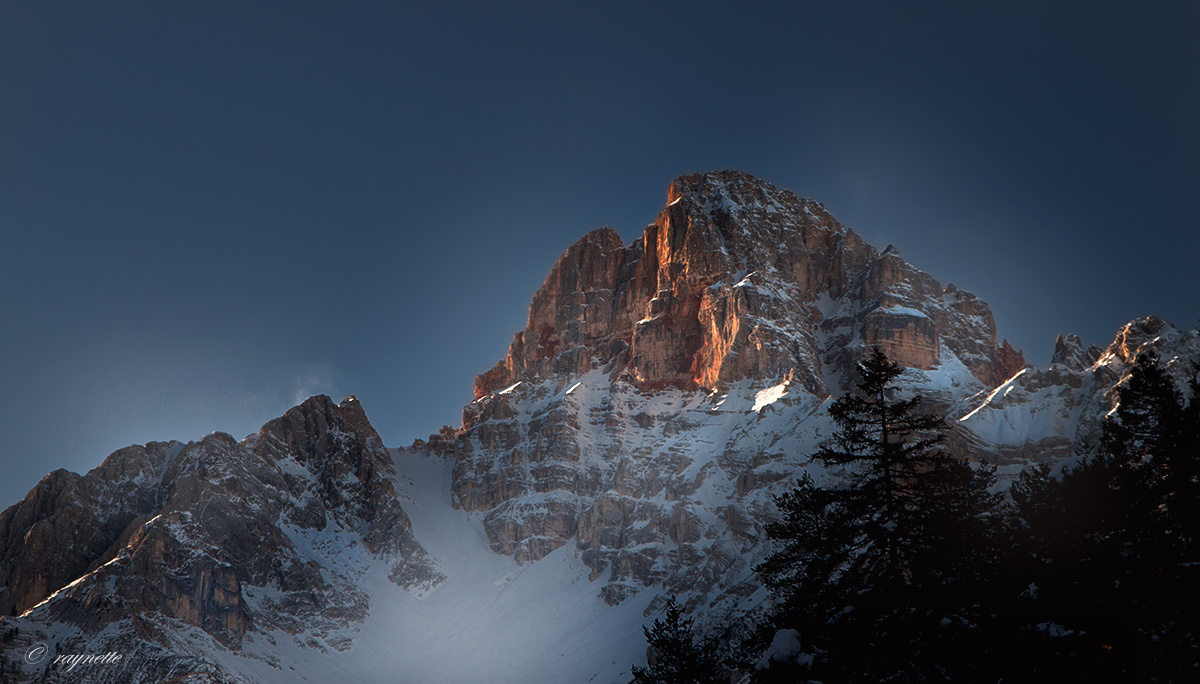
[953,316,1200,478]
[0,396,442,683]
[2,171,1197,683]
[201,450,660,684]
[444,357,990,616]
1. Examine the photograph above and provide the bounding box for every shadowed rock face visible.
[862,309,939,370]
[0,396,440,655]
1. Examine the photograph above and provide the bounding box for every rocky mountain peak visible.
[473,170,1019,408]
[3,170,1196,684]
[450,171,1033,604]
[1105,315,1171,364]
[1051,333,1102,371]
[255,394,383,469]
[0,394,440,666]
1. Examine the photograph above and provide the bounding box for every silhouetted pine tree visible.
[1182,362,1200,552]
[754,348,1000,682]
[1004,350,1200,681]
[1106,351,1200,558]
[631,596,728,684]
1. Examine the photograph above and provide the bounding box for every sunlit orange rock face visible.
[452,171,1028,579]
[472,170,1018,407]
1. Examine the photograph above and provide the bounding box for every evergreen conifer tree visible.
[1104,351,1200,556]
[754,348,1000,681]
[1005,349,1200,681]
[630,596,727,684]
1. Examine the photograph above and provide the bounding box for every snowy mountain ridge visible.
[2,171,1197,683]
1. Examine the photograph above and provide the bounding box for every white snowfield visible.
[213,452,656,684]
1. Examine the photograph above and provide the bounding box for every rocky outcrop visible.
[954,317,1200,469]
[995,339,1028,381]
[39,512,252,645]
[862,306,939,370]
[0,395,440,662]
[253,395,421,559]
[1051,333,1102,372]
[0,443,177,618]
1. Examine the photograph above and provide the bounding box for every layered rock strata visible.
[475,171,1019,402]
[447,170,1027,602]
[0,396,440,670]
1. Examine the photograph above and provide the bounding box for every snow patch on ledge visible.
[753,380,789,412]
[871,304,929,319]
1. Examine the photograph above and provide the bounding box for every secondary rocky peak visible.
[0,394,440,660]
[1051,333,1102,372]
[1105,315,1171,364]
[256,394,385,468]
[996,339,1028,380]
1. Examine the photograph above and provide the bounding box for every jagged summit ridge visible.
[952,316,1200,474]
[476,170,1021,406]
[446,171,1032,607]
[0,395,441,680]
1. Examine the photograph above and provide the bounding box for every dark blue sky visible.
[2,1,1197,506]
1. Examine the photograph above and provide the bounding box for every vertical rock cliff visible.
[446,170,1027,607]
[474,171,1019,403]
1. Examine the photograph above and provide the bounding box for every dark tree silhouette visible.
[630,596,728,684]
[1003,350,1200,681]
[732,345,1200,682]
[754,348,1000,682]
[1104,351,1199,556]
